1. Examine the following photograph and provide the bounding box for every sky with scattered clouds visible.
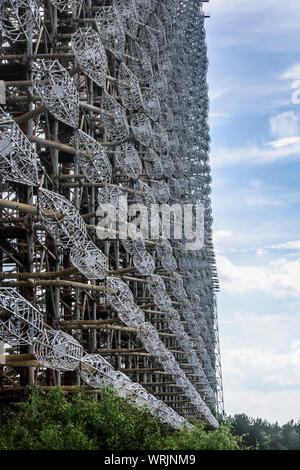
[203,0,300,423]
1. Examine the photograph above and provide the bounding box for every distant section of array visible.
[0,0,223,429]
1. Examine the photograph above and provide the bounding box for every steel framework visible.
[0,0,224,430]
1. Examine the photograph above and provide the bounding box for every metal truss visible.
[0,0,223,429]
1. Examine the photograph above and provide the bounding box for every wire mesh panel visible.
[131,113,153,147]
[0,288,44,346]
[81,353,186,429]
[132,249,155,275]
[33,60,79,128]
[118,63,143,111]
[0,0,41,43]
[75,130,112,184]
[151,180,170,204]
[38,188,88,249]
[113,0,138,39]
[155,237,177,273]
[106,277,145,328]
[80,354,116,387]
[115,142,142,180]
[143,148,164,180]
[70,240,108,280]
[49,0,82,11]
[128,41,153,85]
[34,329,83,371]
[0,108,39,186]
[71,28,108,89]
[151,123,169,154]
[99,90,129,143]
[95,6,125,59]
[134,0,152,24]
[98,185,128,222]
[142,88,161,122]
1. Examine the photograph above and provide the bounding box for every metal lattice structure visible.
[0,0,224,429]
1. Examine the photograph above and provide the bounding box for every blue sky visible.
[203,0,300,423]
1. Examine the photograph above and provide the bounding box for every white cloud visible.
[242,180,285,207]
[209,87,229,101]
[205,0,283,17]
[205,0,300,33]
[211,136,300,167]
[266,136,300,148]
[257,248,267,256]
[208,79,292,123]
[204,0,300,54]
[213,230,233,244]
[281,63,300,80]
[244,194,283,207]
[217,254,300,297]
[269,111,300,139]
[220,309,300,353]
[266,240,300,250]
[223,345,300,377]
[208,112,232,129]
[221,342,300,423]
[219,311,300,423]
[224,390,300,423]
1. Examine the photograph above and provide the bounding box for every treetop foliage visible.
[223,413,300,450]
[1,388,297,450]
[0,387,241,451]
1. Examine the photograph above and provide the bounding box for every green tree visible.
[0,387,164,450]
[282,421,300,450]
[229,414,300,450]
[158,421,243,450]
[0,388,243,451]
